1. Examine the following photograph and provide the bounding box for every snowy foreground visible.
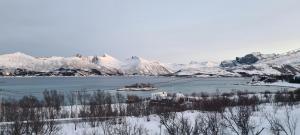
[59,104,300,135]
[2,89,300,135]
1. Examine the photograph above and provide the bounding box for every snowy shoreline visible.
[250,81,300,88]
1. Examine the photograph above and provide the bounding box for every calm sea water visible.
[0,76,293,99]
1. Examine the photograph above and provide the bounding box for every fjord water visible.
[0,76,292,99]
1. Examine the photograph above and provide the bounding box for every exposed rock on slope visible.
[220,49,300,76]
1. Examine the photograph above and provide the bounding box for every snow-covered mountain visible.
[0,52,122,76]
[123,56,171,75]
[220,49,300,76]
[89,54,123,69]
[0,52,171,76]
[166,61,239,77]
[0,49,299,77]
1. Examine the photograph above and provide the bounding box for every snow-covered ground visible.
[58,104,300,135]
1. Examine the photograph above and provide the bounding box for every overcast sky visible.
[0,0,300,63]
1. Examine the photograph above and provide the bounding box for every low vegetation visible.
[0,88,300,135]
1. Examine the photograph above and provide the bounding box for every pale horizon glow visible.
[0,0,300,63]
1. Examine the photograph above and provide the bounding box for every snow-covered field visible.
[57,104,300,135]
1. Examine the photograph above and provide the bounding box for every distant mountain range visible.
[0,49,299,77]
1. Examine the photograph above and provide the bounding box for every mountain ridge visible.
[0,49,300,77]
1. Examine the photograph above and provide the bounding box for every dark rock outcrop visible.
[220,60,237,67]
[220,54,260,68]
[235,54,259,65]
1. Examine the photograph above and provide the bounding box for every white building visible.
[151,92,168,101]
[174,92,185,101]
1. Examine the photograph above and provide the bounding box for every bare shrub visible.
[197,96,232,112]
[194,112,225,135]
[159,111,193,135]
[77,90,91,117]
[67,92,75,118]
[99,119,114,135]
[99,118,149,135]
[264,106,298,135]
[19,96,45,135]
[43,90,64,135]
[223,106,264,135]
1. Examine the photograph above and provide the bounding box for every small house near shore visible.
[151,92,168,101]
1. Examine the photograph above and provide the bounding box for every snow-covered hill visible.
[220,49,300,76]
[166,61,239,77]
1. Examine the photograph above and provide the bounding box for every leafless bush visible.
[284,107,298,135]
[67,92,75,118]
[43,90,64,114]
[196,96,232,112]
[19,96,46,135]
[222,106,264,135]
[177,112,194,135]
[77,90,91,117]
[159,111,194,135]
[43,90,64,135]
[274,90,296,106]
[99,118,149,135]
[115,92,126,116]
[236,95,260,111]
[6,120,25,135]
[264,106,298,135]
[1,96,48,135]
[194,112,225,135]
[159,111,179,134]
[99,119,114,135]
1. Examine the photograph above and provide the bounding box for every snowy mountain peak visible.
[285,48,300,54]
[123,56,171,75]
[1,52,34,58]
[97,54,123,69]
[99,54,117,60]
[127,56,152,64]
[102,53,111,57]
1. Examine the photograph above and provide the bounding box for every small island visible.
[117,83,158,91]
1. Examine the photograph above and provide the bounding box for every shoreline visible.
[250,81,300,88]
